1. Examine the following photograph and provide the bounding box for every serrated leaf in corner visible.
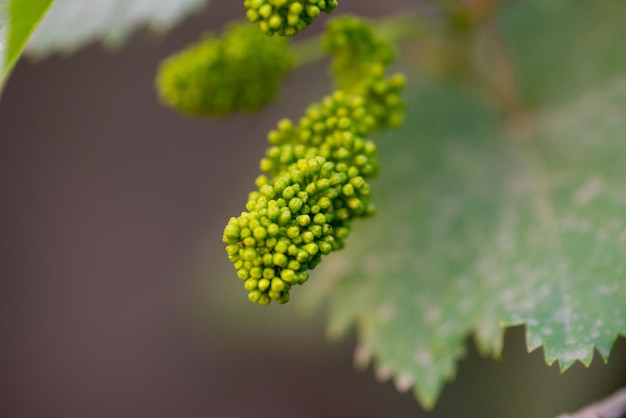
[303,76,626,407]
[301,0,626,408]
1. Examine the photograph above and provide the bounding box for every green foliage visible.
[155,22,292,116]
[222,15,405,305]
[244,0,338,37]
[498,0,626,108]
[6,0,625,413]
[26,0,210,58]
[303,0,626,408]
[309,76,626,409]
[0,0,54,90]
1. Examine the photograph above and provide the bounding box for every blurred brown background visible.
[1,1,624,417]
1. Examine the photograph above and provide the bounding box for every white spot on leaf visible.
[378,303,395,322]
[573,175,604,207]
[414,349,432,366]
[425,306,441,325]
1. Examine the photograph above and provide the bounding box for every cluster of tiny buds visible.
[323,16,394,72]
[244,0,339,36]
[223,15,405,305]
[362,68,406,130]
[323,16,406,130]
[223,156,372,305]
[155,23,292,116]
[260,91,380,177]
[223,89,388,305]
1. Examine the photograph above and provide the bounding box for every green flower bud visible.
[296,250,310,263]
[303,243,319,256]
[253,226,267,240]
[275,239,289,253]
[278,209,292,225]
[271,278,286,292]
[258,278,271,291]
[259,294,272,305]
[250,267,263,279]
[308,224,322,237]
[244,278,258,290]
[242,247,257,261]
[226,244,240,257]
[301,231,315,243]
[223,222,241,244]
[280,269,296,283]
[248,290,262,303]
[277,292,290,304]
[319,241,333,254]
[289,197,304,212]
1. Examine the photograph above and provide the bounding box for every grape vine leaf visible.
[26,0,210,58]
[0,0,54,90]
[303,0,626,408]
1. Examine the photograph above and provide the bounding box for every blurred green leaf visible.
[310,77,626,407]
[499,0,626,108]
[0,0,54,89]
[26,0,210,58]
[305,0,626,408]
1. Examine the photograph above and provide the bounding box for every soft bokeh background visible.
[1,1,624,417]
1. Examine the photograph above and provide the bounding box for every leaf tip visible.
[353,343,371,370]
[413,382,444,412]
[374,364,393,383]
[393,373,415,394]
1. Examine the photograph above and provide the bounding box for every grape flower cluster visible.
[244,0,339,36]
[155,22,292,116]
[224,16,406,305]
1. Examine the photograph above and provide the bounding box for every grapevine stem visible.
[554,387,626,418]
[484,21,519,114]
[461,20,521,121]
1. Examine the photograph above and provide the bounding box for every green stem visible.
[290,33,325,68]
[290,11,429,69]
